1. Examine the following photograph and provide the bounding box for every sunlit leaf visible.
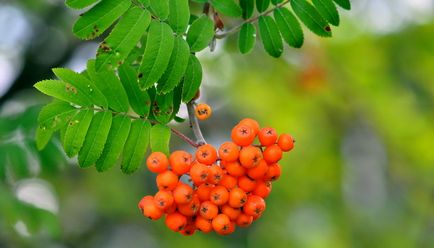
[150,124,171,155]
[121,120,151,174]
[182,55,202,103]
[258,16,283,58]
[186,15,215,52]
[274,8,304,48]
[63,109,94,157]
[238,23,256,54]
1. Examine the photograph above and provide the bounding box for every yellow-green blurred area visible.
[0,0,433,247]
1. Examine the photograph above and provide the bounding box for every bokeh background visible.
[0,0,433,247]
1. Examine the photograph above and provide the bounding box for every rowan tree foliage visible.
[31,0,350,174]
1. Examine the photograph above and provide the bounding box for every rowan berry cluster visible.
[138,118,295,235]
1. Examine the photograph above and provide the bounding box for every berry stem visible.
[187,101,207,146]
[170,128,200,148]
[214,0,291,39]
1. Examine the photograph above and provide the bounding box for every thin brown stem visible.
[171,128,200,148]
[214,0,291,39]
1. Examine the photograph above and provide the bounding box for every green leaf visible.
[96,115,131,172]
[210,0,242,17]
[63,109,94,157]
[150,124,171,155]
[121,120,151,174]
[118,64,151,117]
[138,21,175,90]
[38,100,77,131]
[35,126,54,151]
[271,0,284,4]
[168,0,190,34]
[333,0,351,10]
[186,15,215,52]
[274,8,304,48]
[5,144,29,179]
[95,7,151,71]
[72,0,131,40]
[238,23,256,54]
[157,37,190,94]
[291,0,332,37]
[171,84,183,120]
[138,0,150,7]
[153,91,174,124]
[150,0,169,20]
[256,0,270,12]
[78,111,112,168]
[88,60,130,113]
[312,0,340,26]
[65,0,99,9]
[52,68,108,108]
[258,16,283,58]
[34,80,93,107]
[182,55,202,103]
[239,0,254,19]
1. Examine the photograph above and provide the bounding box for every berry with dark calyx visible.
[195,103,212,121]
[258,127,278,146]
[196,144,218,165]
[231,124,256,147]
[146,152,169,173]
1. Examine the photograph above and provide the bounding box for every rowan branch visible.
[214,0,291,39]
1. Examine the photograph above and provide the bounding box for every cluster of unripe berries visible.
[138,118,295,235]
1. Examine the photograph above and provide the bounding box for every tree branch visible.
[187,102,207,146]
[214,0,291,39]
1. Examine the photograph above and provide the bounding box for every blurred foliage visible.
[1,0,433,248]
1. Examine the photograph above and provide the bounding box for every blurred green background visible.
[0,0,433,247]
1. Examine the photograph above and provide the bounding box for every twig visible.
[171,128,200,148]
[187,102,207,146]
[214,0,291,39]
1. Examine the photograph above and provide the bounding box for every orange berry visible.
[221,205,241,221]
[195,103,212,121]
[207,164,223,184]
[173,183,194,204]
[243,195,266,217]
[239,146,263,169]
[253,181,272,199]
[277,133,295,152]
[178,194,200,216]
[196,183,213,202]
[224,161,246,177]
[210,185,229,206]
[264,163,281,181]
[231,124,256,147]
[180,223,196,236]
[212,214,231,234]
[165,212,187,232]
[219,174,237,190]
[236,213,253,227]
[247,159,269,179]
[228,187,247,208]
[220,221,236,235]
[139,196,164,220]
[199,201,219,220]
[238,176,257,192]
[258,127,278,146]
[169,151,193,175]
[165,201,177,214]
[239,118,260,135]
[146,152,169,173]
[195,216,213,233]
[156,171,178,191]
[196,144,218,165]
[189,162,209,186]
[218,142,240,162]
[263,144,282,164]
[154,190,174,210]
